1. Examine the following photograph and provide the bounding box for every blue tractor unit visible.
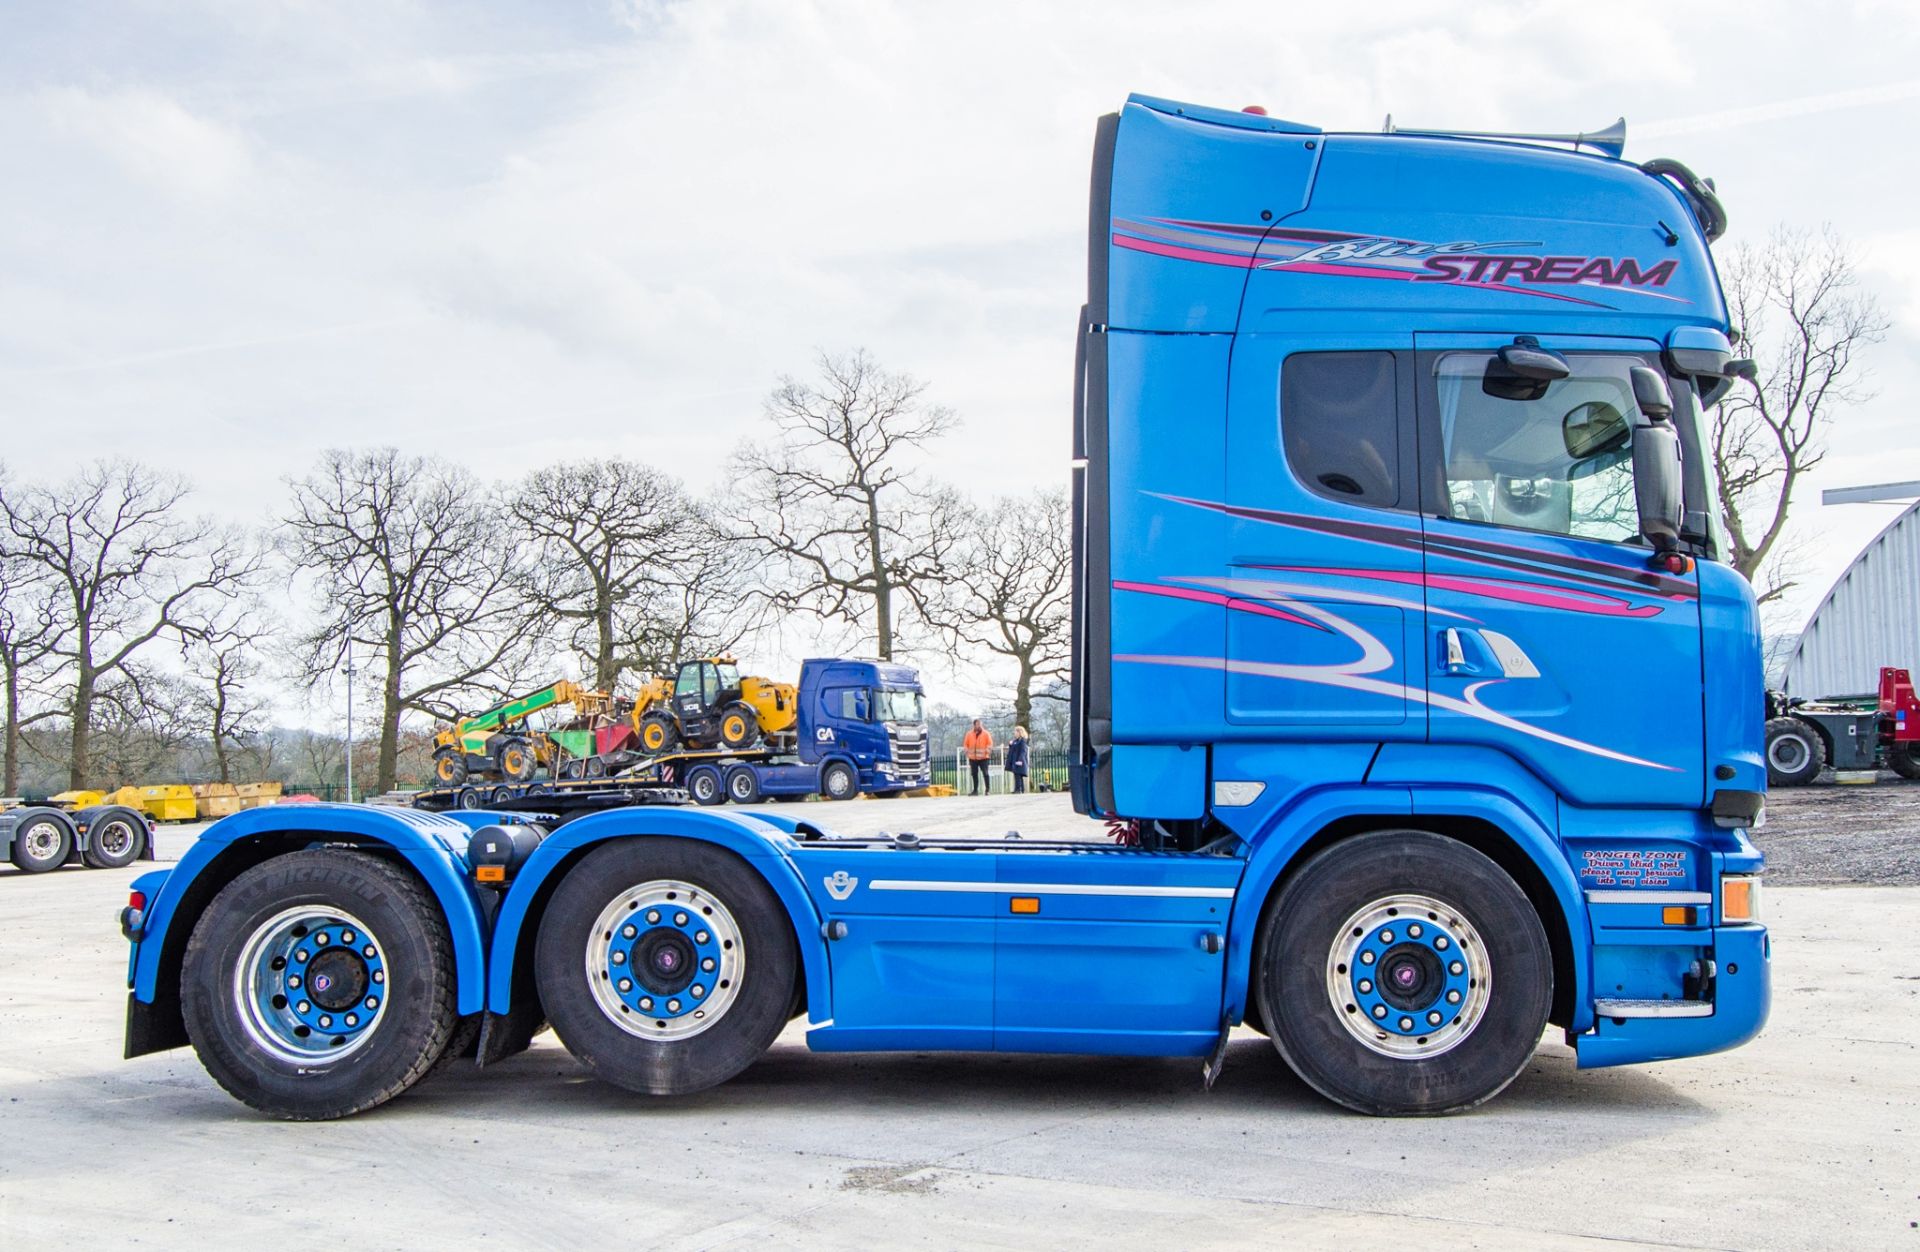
[116,96,1769,1119]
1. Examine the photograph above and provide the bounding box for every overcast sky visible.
[4,0,1919,710]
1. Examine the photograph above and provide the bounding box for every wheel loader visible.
[633,655,797,755]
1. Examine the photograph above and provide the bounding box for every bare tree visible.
[281,448,536,793]
[0,461,258,788]
[725,349,964,660]
[511,459,751,687]
[0,540,62,795]
[928,489,1073,729]
[185,601,271,783]
[1714,226,1889,602]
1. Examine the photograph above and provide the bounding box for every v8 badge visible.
[824,870,858,901]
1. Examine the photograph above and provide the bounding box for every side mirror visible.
[1629,367,1683,554]
[853,690,872,721]
[1562,400,1630,460]
[1629,365,1674,422]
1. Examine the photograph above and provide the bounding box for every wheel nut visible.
[297,1001,311,1014]
[1428,1011,1443,1026]
[366,997,379,1009]
[1380,931,1394,944]
[288,975,301,988]
[345,1014,359,1027]
[623,925,637,939]
[316,933,329,945]
[640,997,653,1010]
[646,911,660,924]
[1408,924,1422,938]
[618,980,632,993]
[319,1015,332,1028]
[1358,979,1373,993]
[701,958,715,972]
[1449,961,1464,976]
[372,971,384,984]
[691,985,704,998]
[667,999,681,1013]
[295,949,309,962]
[612,951,626,965]
[695,931,710,945]
[1434,936,1449,950]
[1360,951,1375,965]
[1372,1005,1387,1019]
[1447,990,1461,1004]
[674,913,688,926]
[1399,1017,1414,1031]
[362,945,376,957]
[343,931,356,943]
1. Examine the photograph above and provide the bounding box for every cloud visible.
[37,85,256,202]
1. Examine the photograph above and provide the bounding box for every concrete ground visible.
[2,794,1916,1249]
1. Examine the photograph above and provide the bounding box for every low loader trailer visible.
[117,95,1769,1119]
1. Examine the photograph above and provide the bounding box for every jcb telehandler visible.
[633,655,796,755]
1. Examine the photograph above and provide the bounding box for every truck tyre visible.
[433,748,467,786]
[495,738,537,784]
[80,806,146,869]
[639,713,679,755]
[1764,717,1824,787]
[8,810,74,873]
[1256,830,1551,1116]
[535,838,797,1096]
[456,786,484,811]
[819,761,858,802]
[687,766,725,807]
[179,849,458,1120]
[725,767,763,805]
[1889,741,1920,780]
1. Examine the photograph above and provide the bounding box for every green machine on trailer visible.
[431,681,625,787]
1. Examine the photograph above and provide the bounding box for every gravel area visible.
[1754,773,1920,885]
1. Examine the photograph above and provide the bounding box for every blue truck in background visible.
[116,95,1769,1119]
[410,657,931,813]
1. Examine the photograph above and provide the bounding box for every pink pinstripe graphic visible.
[1255,565,1664,619]
[1113,580,1327,631]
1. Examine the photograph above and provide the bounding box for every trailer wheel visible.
[433,748,467,786]
[1764,717,1824,787]
[535,839,796,1095]
[81,806,146,869]
[687,766,725,807]
[179,849,457,1119]
[1889,742,1920,780]
[819,761,858,801]
[725,767,763,805]
[8,810,74,873]
[456,786,484,811]
[1257,830,1550,1116]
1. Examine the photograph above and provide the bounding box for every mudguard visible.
[130,804,490,1016]
[1223,781,1591,1033]
[484,806,829,1022]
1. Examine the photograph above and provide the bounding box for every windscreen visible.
[873,688,925,723]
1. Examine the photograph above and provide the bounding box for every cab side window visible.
[1281,351,1401,509]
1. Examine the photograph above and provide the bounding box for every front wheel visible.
[717,704,758,750]
[179,849,458,1119]
[1257,830,1550,1116]
[495,738,537,784]
[433,748,467,786]
[534,839,797,1095]
[819,760,858,801]
[1890,741,1920,780]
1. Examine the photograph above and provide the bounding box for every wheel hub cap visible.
[1325,893,1492,1060]
[586,880,743,1040]
[234,908,389,1062]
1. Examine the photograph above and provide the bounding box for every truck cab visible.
[795,657,930,792]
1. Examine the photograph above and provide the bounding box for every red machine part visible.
[1878,667,1920,743]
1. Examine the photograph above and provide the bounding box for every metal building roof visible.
[1781,499,1920,697]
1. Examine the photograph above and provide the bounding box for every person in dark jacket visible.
[1005,726,1030,794]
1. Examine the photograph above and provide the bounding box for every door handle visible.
[1442,628,1468,675]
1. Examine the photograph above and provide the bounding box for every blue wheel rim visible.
[235,907,389,1062]
[1325,893,1491,1059]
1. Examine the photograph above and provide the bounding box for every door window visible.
[1430,352,1642,544]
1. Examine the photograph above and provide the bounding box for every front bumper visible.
[1572,923,1771,1068]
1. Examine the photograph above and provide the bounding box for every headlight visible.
[1720,875,1761,924]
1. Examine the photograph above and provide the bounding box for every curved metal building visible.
[1782,500,1920,696]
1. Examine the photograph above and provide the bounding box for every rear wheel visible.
[82,807,146,869]
[819,761,858,801]
[179,849,457,1119]
[717,704,757,750]
[1764,717,1824,786]
[1888,741,1920,780]
[456,786,483,811]
[1257,830,1550,1116]
[8,812,73,873]
[725,768,763,805]
[687,767,725,807]
[639,713,678,756]
[535,839,796,1095]
[433,748,467,786]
